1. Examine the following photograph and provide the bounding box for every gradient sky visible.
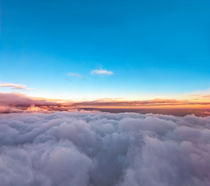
[0,0,210,100]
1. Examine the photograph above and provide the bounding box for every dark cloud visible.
[0,112,209,186]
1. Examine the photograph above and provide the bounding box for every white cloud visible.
[91,69,113,75]
[67,73,82,78]
[0,112,209,186]
[0,83,30,90]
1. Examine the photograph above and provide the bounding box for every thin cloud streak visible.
[0,83,31,90]
[67,73,82,78]
[91,69,113,75]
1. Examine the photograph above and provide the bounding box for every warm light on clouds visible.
[1,0,209,185]
[91,69,113,75]
[0,92,210,116]
[0,83,31,90]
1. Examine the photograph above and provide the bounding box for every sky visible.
[0,0,210,100]
[1,2,210,184]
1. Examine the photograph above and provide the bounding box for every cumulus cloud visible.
[67,73,82,78]
[0,105,20,113]
[0,83,30,90]
[0,93,59,113]
[0,92,33,105]
[0,92,52,106]
[91,69,113,75]
[0,112,209,186]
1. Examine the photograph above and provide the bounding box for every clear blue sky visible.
[0,0,210,99]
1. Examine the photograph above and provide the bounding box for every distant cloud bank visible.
[0,112,209,186]
[0,93,56,113]
[91,69,113,75]
[0,93,210,116]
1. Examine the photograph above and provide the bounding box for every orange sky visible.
[0,92,210,116]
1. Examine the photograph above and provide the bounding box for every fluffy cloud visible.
[0,112,209,186]
[0,92,33,105]
[91,69,113,75]
[0,93,58,113]
[0,92,53,106]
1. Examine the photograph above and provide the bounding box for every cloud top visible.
[91,69,113,75]
[0,112,209,186]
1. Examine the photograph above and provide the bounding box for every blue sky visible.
[0,0,210,99]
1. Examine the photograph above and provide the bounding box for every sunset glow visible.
[0,0,210,185]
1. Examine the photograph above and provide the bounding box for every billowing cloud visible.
[0,92,51,106]
[91,69,113,75]
[67,73,82,78]
[0,112,209,186]
[0,93,59,113]
[0,83,29,90]
[0,105,20,113]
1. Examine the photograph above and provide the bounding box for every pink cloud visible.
[0,83,29,90]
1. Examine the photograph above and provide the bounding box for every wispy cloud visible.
[67,73,82,78]
[0,83,29,90]
[91,69,113,76]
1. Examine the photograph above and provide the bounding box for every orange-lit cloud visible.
[0,83,31,90]
[0,92,210,116]
[0,92,60,113]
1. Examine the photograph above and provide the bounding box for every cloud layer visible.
[1,92,210,116]
[0,112,209,186]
